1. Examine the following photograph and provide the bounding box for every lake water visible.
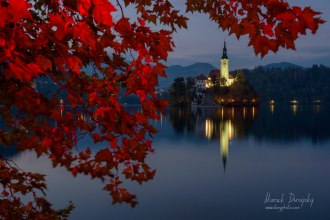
[9,104,330,220]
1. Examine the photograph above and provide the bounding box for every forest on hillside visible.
[243,65,330,102]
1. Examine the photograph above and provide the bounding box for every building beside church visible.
[195,74,208,91]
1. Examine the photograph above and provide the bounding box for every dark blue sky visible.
[167,1,330,69]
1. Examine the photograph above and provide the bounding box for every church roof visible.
[208,70,219,78]
[222,41,228,59]
[195,74,208,81]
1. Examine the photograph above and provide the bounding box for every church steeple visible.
[220,41,229,83]
[222,41,228,59]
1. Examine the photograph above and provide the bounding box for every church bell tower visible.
[220,41,229,80]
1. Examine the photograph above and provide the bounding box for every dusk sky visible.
[166,0,330,69]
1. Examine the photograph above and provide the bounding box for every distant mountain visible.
[263,62,302,70]
[159,62,217,88]
[166,62,217,75]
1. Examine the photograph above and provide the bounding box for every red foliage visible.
[186,0,325,57]
[0,0,324,218]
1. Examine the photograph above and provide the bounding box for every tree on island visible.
[228,71,259,103]
[169,77,195,107]
[186,77,196,98]
[169,77,186,106]
[212,70,258,105]
[0,0,324,218]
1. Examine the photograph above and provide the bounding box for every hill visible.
[244,64,330,102]
[159,62,216,88]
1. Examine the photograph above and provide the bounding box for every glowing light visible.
[291,105,298,115]
[252,107,255,119]
[59,99,64,117]
[220,121,229,170]
[220,124,228,171]
[228,120,233,140]
[205,119,213,140]
[291,99,299,104]
[270,105,275,114]
[290,99,298,115]
[269,100,275,114]
[243,107,246,119]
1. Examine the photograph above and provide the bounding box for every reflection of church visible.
[167,107,258,172]
[220,120,233,171]
[167,105,330,172]
[202,107,257,172]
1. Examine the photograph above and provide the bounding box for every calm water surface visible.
[10,104,330,220]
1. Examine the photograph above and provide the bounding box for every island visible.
[169,42,259,107]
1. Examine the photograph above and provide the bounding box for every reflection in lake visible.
[219,120,230,171]
[167,105,330,172]
[168,107,258,171]
[170,104,330,142]
[4,105,330,220]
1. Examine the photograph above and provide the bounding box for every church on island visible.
[192,41,259,106]
[195,41,235,91]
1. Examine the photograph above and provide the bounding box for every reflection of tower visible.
[205,119,213,140]
[220,120,233,172]
[291,104,298,115]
